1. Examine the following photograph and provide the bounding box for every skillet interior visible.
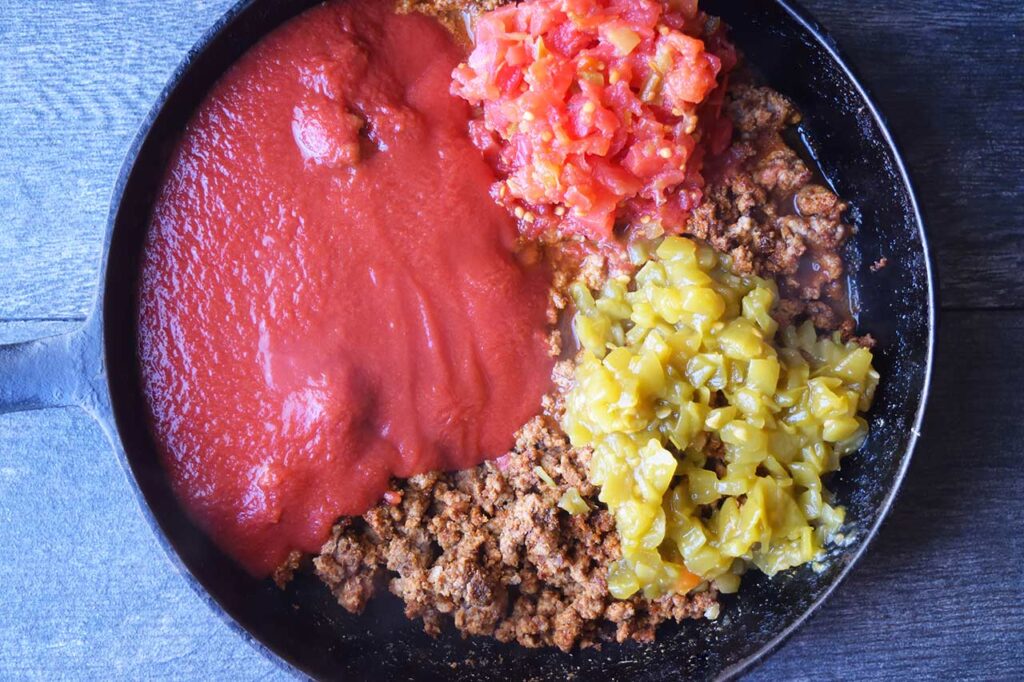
[99,0,933,678]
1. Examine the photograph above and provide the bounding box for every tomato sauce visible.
[138,0,554,576]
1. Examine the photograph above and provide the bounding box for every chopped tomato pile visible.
[452,0,736,246]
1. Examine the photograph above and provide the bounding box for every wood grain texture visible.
[0,320,79,345]
[795,0,1024,310]
[0,0,1021,317]
[0,0,1022,679]
[751,311,1024,681]
[0,0,234,320]
[0,403,281,679]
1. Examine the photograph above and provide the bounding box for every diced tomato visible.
[592,156,643,195]
[493,62,525,95]
[452,0,736,247]
[675,566,702,594]
[660,34,720,106]
[547,20,597,56]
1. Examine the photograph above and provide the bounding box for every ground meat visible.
[687,80,854,334]
[314,520,384,613]
[316,417,718,651]
[396,0,502,41]
[398,0,502,14]
[272,550,303,589]
[726,83,801,135]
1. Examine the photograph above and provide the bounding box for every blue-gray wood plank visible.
[1,0,1022,679]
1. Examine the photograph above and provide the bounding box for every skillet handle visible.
[0,324,98,414]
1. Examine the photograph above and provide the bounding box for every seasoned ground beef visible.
[396,0,501,40]
[316,416,718,652]
[689,80,854,336]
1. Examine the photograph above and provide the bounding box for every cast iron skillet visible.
[0,0,934,678]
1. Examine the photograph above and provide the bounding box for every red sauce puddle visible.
[138,0,554,576]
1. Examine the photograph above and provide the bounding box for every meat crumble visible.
[690,80,855,337]
[316,417,718,652]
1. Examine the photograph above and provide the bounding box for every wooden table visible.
[1,0,1021,678]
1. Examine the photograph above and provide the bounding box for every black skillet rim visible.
[94,0,936,678]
